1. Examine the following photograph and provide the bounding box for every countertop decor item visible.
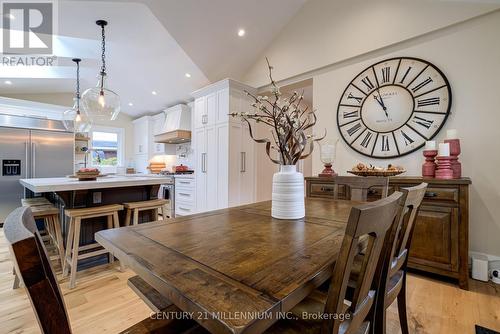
[337,57,451,158]
[319,140,338,177]
[422,149,438,177]
[62,59,93,132]
[229,58,325,219]
[81,20,120,121]
[349,163,405,177]
[444,138,462,178]
[73,168,101,181]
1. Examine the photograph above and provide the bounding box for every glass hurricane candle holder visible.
[319,141,338,177]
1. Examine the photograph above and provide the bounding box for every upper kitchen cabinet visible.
[133,116,150,155]
[151,112,166,154]
[193,84,230,129]
[191,79,257,213]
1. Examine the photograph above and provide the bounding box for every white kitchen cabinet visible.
[133,116,150,155]
[175,176,196,216]
[151,113,165,154]
[134,153,149,174]
[192,79,256,213]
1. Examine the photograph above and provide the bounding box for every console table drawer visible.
[422,187,459,205]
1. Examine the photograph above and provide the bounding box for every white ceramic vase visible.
[271,165,305,219]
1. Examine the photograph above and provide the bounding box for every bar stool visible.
[123,199,170,226]
[14,201,64,289]
[62,204,123,289]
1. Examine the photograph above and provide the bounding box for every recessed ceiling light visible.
[4,80,12,85]
[237,29,246,37]
[185,73,191,78]
[152,91,157,95]
[128,102,133,106]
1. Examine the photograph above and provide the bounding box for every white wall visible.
[244,0,499,87]
[309,11,500,257]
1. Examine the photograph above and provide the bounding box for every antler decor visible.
[230,58,326,165]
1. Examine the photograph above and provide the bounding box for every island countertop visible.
[20,175,173,193]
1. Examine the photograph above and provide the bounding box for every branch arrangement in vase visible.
[230,58,326,165]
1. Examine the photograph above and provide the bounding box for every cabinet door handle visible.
[320,187,333,192]
[31,143,36,178]
[202,153,207,173]
[179,181,190,184]
[178,193,190,197]
[425,191,437,198]
[179,207,191,211]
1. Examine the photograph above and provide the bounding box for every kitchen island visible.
[20,174,173,268]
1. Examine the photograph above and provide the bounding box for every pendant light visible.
[81,20,120,121]
[63,58,93,132]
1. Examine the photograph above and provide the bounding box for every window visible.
[90,126,124,170]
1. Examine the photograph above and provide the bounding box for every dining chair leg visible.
[124,208,131,226]
[62,218,75,278]
[69,217,81,289]
[133,208,139,226]
[153,208,159,221]
[374,298,387,334]
[12,266,20,289]
[52,215,65,270]
[107,215,115,264]
[397,273,410,334]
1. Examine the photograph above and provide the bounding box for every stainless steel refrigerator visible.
[0,114,74,223]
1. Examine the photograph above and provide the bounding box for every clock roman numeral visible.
[347,123,362,137]
[412,116,434,129]
[381,135,390,151]
[399,66,412,84]
[347,92,363,104]
[417,97,440,107]
[343,110,359,118]
[360,132,373,148]
[412,77,433,93]
[361,76,375,92]
[401,130,414,146]
[381,67,391,83]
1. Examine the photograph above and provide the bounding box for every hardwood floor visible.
[0,229,499,334]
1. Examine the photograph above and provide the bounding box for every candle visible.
[446,129,458,139]
[438,143,450,157]
[425,141,436,150]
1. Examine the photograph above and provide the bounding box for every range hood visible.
[154,104,191,144]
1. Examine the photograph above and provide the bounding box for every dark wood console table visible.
[305,176,471,290]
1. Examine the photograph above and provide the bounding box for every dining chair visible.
[3,206,200,334]
[373,182,428,334]
[333,176,389,201]
[265,191,404,334]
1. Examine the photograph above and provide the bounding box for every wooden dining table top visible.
[95,198,359,334]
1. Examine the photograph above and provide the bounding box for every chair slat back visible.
[389,183,428,274]
[322,191,403,334]
[333,176,389,201]
[4,207,72,334]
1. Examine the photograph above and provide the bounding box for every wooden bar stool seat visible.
[21,197,50,207]
[63,204,123,289]
[123,199,170,226]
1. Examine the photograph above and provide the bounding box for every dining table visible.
[95,198,359,334]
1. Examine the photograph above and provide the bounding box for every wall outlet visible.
[92,192,102,204]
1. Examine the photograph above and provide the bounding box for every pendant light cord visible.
[72,58,82,113]
[100,23,106,91]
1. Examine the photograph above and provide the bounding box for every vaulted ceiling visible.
[0,0,307,117]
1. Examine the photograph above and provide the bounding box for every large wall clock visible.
[337,57,451,158]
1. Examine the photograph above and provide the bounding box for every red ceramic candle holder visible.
[422,150,438,177]
[444,139,461,179]
[319,163,338,177]
[435,156,454,179]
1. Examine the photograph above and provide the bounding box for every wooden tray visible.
[68,173,107,181]
[347,170,406,177]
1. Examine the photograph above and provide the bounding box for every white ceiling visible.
[0,0,307,117]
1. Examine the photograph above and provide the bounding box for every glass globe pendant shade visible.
[62,100,93,133]
[81,75,120,121]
